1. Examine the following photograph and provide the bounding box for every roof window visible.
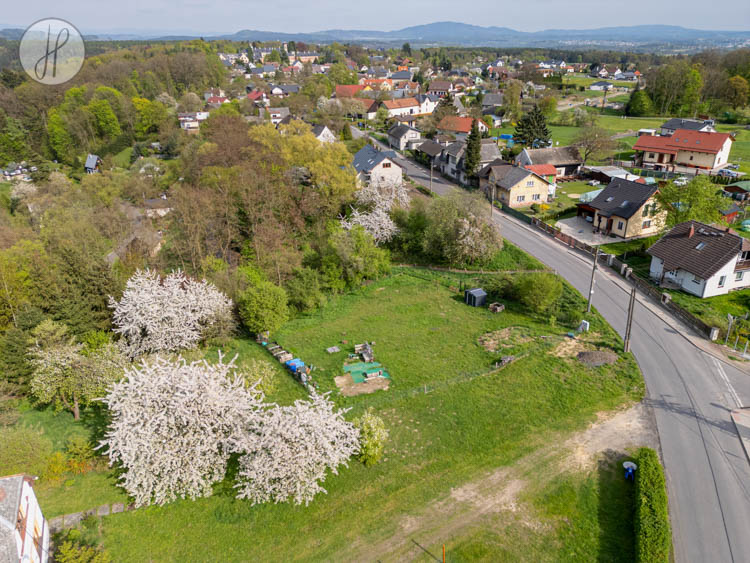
[695,242,706,250]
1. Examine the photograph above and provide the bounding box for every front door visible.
[606,218,613,233]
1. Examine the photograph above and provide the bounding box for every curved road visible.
[498,213,750,563]
[363,130,750,561]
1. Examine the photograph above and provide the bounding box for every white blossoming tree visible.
[234,392,360,506]
[100,354,263,507]
[341,177,410,244]
[109,269,234,358]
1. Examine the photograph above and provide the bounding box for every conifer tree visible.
[514,105,551,147]
[464,119,482,183]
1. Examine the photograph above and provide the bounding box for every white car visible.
[587,180,600,186]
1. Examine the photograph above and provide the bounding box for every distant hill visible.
[1,21,749,51]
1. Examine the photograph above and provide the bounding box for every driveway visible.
[556,216,624,246]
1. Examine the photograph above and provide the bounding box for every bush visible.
[353,408,388,467]
[55,540,111,563]
[484,273,515,301]
[238,280,289,335]
[634,447,671,563]
[285,267,326,312]
[43,451,70,482]
[66,435,95,474]
[0,425,53,476]
[514,273,563,314]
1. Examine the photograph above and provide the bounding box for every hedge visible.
[634,447,672,563]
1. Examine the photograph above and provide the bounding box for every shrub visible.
[513,273,563,314]
[0,425,53,476]
[484,273,515,301]
[43,451,70,482]
[238,280,289,335]
[353,408,388,467]
[634,447,671,563]
[66,435,95,474]
[55,540,111,563]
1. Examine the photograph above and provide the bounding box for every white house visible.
[312,125,337,144]
[647,221,750,298]
[387,124,421,151]
[381,98,420,118]
[415,94,440,115]
[659,118,716,136]
[352,144,402,187]
[589,81,613,91]
[0,475,50,563]
[633,129,733,171]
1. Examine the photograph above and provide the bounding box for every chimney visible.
[688,224,695,238]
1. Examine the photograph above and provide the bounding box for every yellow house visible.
[576,177,666,239]
[479,162,552,208]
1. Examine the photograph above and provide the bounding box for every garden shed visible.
[465,288,487,307]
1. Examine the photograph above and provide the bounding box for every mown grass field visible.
[65,270,643,561]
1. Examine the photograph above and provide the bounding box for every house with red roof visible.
[436,116,488,140]
[335,84,364,98]
[381,97,421,118]
[633,129,733,171]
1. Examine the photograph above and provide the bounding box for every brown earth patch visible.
[577,350,618,367]
[552,337,591,357]
[334,373,390,397]
[479,327,533,352]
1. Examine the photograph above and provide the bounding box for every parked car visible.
[727,163,740,170]
[718,169,740,178]
[673,176,689,186]
[587,179,600,186]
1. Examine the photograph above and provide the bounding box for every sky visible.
[3,0,750,34]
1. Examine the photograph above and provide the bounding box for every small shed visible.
[85,154,102,174]
[465,288,487,307]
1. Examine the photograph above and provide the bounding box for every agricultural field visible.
[0,268,647,561]
[563,75,638,90]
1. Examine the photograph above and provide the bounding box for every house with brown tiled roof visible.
[427,80,453,97]
[381,97,420,118]
[647,221,750,297]
[633,129,733,171]
[335,84,364,98]
[436,116,488,140]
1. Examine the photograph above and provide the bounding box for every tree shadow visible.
[597,450,636,563]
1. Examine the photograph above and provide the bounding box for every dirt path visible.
[346,402,658,561]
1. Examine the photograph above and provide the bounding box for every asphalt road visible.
[354,126,750,559]
[495,212,750,563]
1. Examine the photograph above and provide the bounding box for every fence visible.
[48,501,137,534]
[503,211,716,340]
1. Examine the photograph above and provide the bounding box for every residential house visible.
[647,221,750,298]
[311,125,337,144]
[659,118,716,136]
[269,84,300,97]
[260,107,291,125]
[84,154,102,174]
[576,177,665,239]
[390,69,413,84]
[415,93,440,115]
[478,161,553,207]
[427,80,452,97]
[348,98,380,121]
[246,89,269,106]
[482,92,504,111]
[523,164,558,187]
[416,139,445,168]
[352,144,402,186]
[387,124,421,151]
[589,81,613,91]
[0,474,50,563]
[205,96,230,108]
[721,203,742,224]
[203,88,225,101]
[514,146,582,178]
[360,78,393,91]
[394,81,420,97]
[436,116,488,140]
[632,129,733,171]
[144,195,172,218]
[335,84,364,98]
[382,97,421,118]
[583,165,643,184]
[438,139,501,185]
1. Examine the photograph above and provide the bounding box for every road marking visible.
[711,355,743,409]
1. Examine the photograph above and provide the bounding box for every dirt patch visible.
[334,373,390,397]
[552,337,591,358]
[577,350,617,367]
[568,193,581,199]
[479,327,533,352]
[563,403,659,471]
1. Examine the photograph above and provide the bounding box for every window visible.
[649,153,655,159]
[719,275,726,287]
[382,162,391,168]
[532,194,541,201]
[689,155,694,161]
[517,195,525,202]
[617,221,624,230]
[642,220,651,228]
[736,272,744,281]
[695,242,706,250]
[692,276,702,284]
[526,180,534,187]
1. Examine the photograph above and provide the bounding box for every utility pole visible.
[725,313,734,346]
[586,247,599,313]
[624,287,636,353]
[430,158,434,194]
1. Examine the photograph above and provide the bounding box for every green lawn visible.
[666,288,750,337]
[715,126,750,174]
[112,147,133,168]
[83,270,643,561]
[563,75,637,90]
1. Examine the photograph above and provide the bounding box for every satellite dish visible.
[623,461,638,470]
